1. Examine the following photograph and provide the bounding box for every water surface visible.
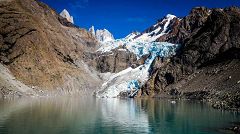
[0,98,239,134]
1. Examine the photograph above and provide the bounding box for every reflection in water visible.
[99,99,149,133]
[0,98,239,134]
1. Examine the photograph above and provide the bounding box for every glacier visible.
[95,14,179,98]
[96,41,179,98]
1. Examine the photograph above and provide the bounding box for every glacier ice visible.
[96,42,179,98]
[95,14,180,98]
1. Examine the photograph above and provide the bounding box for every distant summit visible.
[89,26,114,42]
[126,14,179,42]
[60,9,74,24]
[124,31,140,41]
[91,14,179,43]
[89,26,95,36]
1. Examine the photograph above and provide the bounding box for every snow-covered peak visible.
[165,14,176,20]
[89,26,95,36]
[96,14,180,53]
[124,31,140,41]
[95,29,115,42]
[88,26,114,42]
[60,9,74,24]
[130,14,178,42]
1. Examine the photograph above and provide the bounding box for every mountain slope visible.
[141,7,240,110]
[0,0,101,97]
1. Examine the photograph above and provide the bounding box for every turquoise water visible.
[0,98,239,134]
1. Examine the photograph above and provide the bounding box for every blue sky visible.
[40,0,240,39]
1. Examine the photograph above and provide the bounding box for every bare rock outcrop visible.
[84,49,148,73]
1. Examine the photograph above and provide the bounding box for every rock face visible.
[88,26,114,42]
[60,9,74,24]
[166,7,211,44]
[95,29,115,42]
[0,0,101,97]
[84,50,147,73]
[141,7,240,110]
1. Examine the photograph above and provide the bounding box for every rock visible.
[89,26,95,36]
[224,122,240,133]
[95,29,114,42]
[166,7,211,44]
[60,9,74,24]
[86,49,145,73]
[182,91,210,100]
[170,100,176,104]
[169,88,180,96]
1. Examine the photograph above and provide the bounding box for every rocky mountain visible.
[60,9,74,24]
[140,7,240,110]
[88,26,114,42]
[92,7,240,110]
[0,0,101,98]
[89,26,95,36]
[88,14,182,75]
[124,14,180,42]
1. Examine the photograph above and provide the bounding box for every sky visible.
[40,0,240,39]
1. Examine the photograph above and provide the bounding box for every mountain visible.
[141,7,240,110]
[60,9,74,24]
[123,14,180,42]
[93,7,240,110]
[0,0,100,98]
[89,26,95,36]
[91,15,182,97]
[0,0,239,111]
[88,26,114,42]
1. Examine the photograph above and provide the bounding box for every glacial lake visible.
[0,97,239,134]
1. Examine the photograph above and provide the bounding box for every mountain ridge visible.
[0,0,239,111]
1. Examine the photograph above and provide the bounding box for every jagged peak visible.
[90,28,115,42]
[89,26,95,36]
[165,14,176,19]
[60,9,74,24]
